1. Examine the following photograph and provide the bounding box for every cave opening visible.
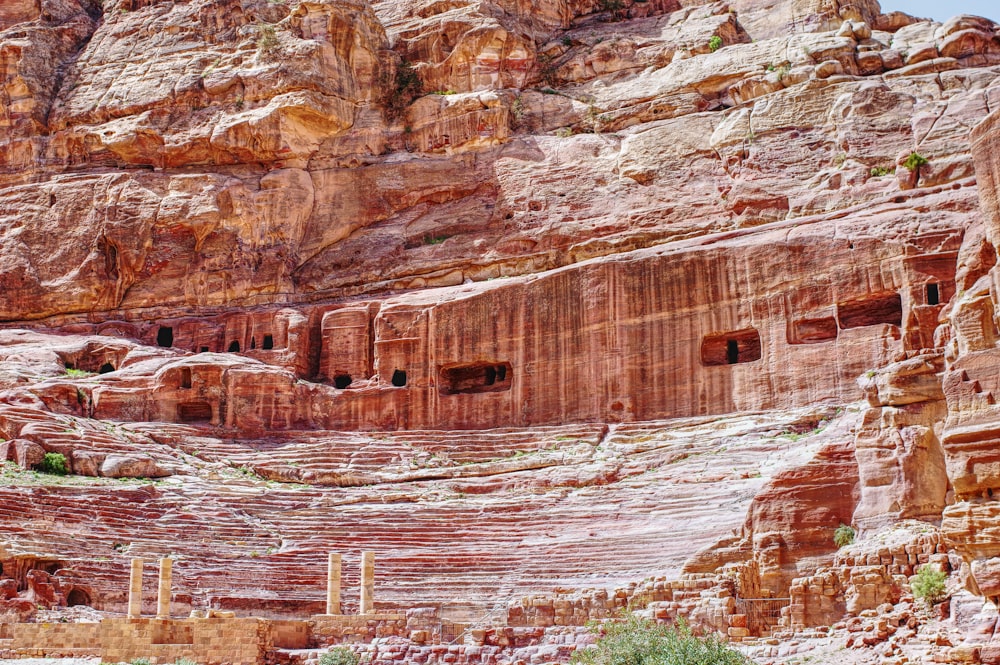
[391,370,407,387]
[334,374,353,389]
[157,326,173,348]
[66,588,91,607]
[98,363,115,374]
[263,335,274,350]
[440,362,514,395]
[228,340,241,353]
[701,329,762,366]
[927,283,940,306]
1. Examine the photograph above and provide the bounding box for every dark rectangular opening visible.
[157,326,173,348]
[262,335,274,350]
[200,346,209,353]
[788,316,838,345]
[440,362,514,395]
[837,292,902,329]
[334,374,352,389]
[228,340,241,353]
[177,402,212,422]
[726,340,739,365]
[926,283,940,306]
[701,329,762,366]
[250,337,257,350]
[391,369,407,387]
[180,368,192,390]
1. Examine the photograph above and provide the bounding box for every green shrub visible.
[870,166,892,177]
[174,659,198,665]
[130,659,151,665]
[256,24,279,58]
[65,367,93,377]
[903,152,928,172]
[571,614,749,665]
[833,523,855,548]
[911,565,947,605]
[38,452,69,476]
[709,36,723,52]
[380,59,423,121]
[319,647,359,665]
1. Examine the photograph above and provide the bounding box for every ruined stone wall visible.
[100,617,270,665]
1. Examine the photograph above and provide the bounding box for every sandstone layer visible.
[2,0,1000,664]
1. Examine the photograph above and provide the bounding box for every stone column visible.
[156,557,173,618]
[127,558,143,618]
[360,551,375,615]
[326,552,342,615]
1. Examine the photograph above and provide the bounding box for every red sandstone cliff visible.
[3,0,1000,663]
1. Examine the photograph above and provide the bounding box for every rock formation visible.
[3,0,1000,663]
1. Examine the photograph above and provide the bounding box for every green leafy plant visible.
[709,35,723,52]
[870,166,892,177]
[903,152,928,172]
[833,523,855,548]
[38,452,69,476]
[380,59,423,121]
[572,614,750,665]
[65,368,93,378]
[911,565,947,605]
[319,647,360,665]
[174,659,198,665]
[256,24,279,59]
[130,659,151,665]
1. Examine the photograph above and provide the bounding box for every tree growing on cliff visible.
[833,524,855,548]
[903,152,929,187]
[572,614,749,665]
[379,59,423,123]
[911,565,947,606]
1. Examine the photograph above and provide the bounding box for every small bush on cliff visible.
[572,614,749,665]
[833,523,855,548]
[709,36,723,52]
[903,152,928,172]
[256,24,279,59]
[911,565,947,605]
[379,59,423,122]
[37,453,69,476]
[319,647,360,665]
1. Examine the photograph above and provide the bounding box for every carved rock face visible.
[7,0,1000,646]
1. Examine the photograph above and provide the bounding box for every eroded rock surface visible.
[3,0,1000,663]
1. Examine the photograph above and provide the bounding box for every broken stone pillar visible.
[360,551,374,614]
[326,552,342,615]
[128,558,143,618]
[157,557,172,618]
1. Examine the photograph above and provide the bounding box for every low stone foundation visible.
[0,613,428,665]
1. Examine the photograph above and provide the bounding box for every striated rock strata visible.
[3,0,1000,663]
